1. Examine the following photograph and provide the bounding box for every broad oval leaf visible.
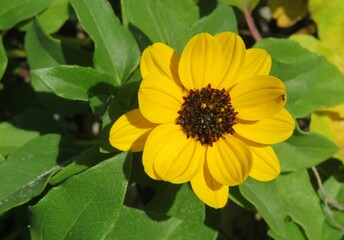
[274,127,338,172]
[255,38,344,118]
[122,0,237,53]
[0,122,39,157]
[19,0,70,34]
[240,170,325,240]
[25,20,92,114]
[310,109,344,163]
[143,183,219,239]
[105,206,183,239]
[189,4,238,38]
[0,0,53,30]
[121,0,187,52]
[70,0,140,85]
[0,134,79,214]
[0,109,68,157]
[32,65,118,101]
[30,152,132,240]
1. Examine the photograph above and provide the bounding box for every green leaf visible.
[255,38,344,118]
[320,176,344,239]
[99,96,125,153]
[161,0,199,26]
[121,0,187,52]
[25,20,92,114]
[189,3,238,37]
[240,170,325,240]
[0,0,53,30]
[0,134,79,214]
[144,183,219,239]
[105,206,183,239]
[309,0,344,54]
[0,109,67,156]
[70,0,140,85]
[0,122,39,157]
[33,65,117,101]
[268,222,307,240]
[274,127,338,172]
[25,21,92,68]
[122,0,237,53]
[18,0,70,34]
[219,0,260,11]
[49,145,112,185]
[0,36,7,80]
[30,152,132,240]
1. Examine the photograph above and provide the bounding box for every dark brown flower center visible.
[176,84,237,146]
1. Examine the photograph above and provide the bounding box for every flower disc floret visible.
[177,84,237,146]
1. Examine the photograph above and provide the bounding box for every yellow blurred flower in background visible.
[291,0,344,163]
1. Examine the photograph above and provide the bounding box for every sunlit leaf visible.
[19,0,70,34]
[310,107,344,163]
[143,183,219,239]
[0,109,68,156]
[0,0,53,30]
[33,66,117,101]
[290,0,344,74]
[189,3,238,38]
[319,176,344,239]
[160,0,199,26]
[308,0,344,53]
[30,152,132,240]
[49,145,112,185]
[121,0,189,52]
[240,170,327,239]
[25,20,92,114]
[290,0,344,164]
[219,0,259,11]
[0,134,79,214]
[70,0,140,84]
[255,38,344,118]
[0,122,39,157]
[105,206,183,239]
[274,127,338,172]
[122,0,237,53]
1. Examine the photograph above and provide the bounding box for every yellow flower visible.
[109,32,295,208]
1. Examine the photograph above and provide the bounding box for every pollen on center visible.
[176,84,238,146]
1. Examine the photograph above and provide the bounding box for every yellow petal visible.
[249,145,281,181]
[234,108,295,144]
[140,43,183,89]
[231,76,286,121]
[206,135,252,186]
[109,109,157,152]
[239,48,272,81]
[179,32,223,90]
[138,74,183,123]
[214,32,246,89]
[142,124,204,183]
[191,161,229,209]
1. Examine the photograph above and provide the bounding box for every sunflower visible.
[109,32,295,208]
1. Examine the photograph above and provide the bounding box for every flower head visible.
[109,32,295,208]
